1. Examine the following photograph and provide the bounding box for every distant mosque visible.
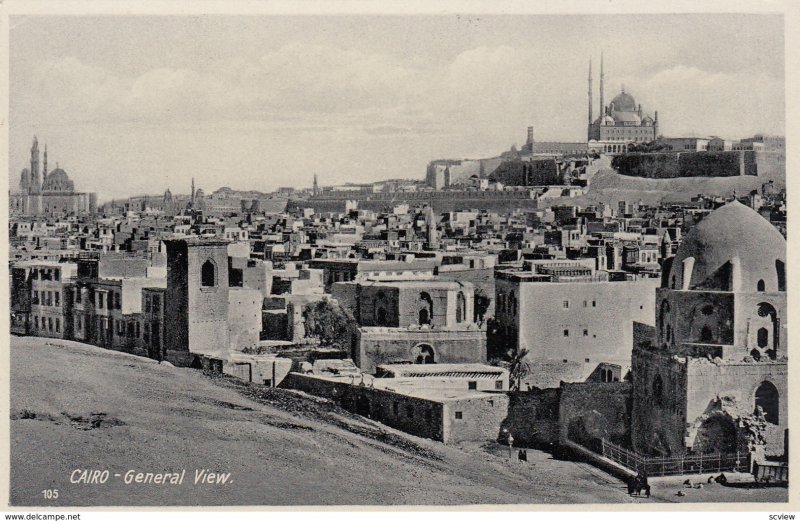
[587,53,659,154]
[10,136,97,217]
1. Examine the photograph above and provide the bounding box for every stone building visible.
[587,55,658,154]
[163,238,264,364]
[10,136,97,217]
[332,280,486,373]
[494,262,658,387]
[631,201,787,459]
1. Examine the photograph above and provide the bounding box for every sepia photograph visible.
[3,2,793,514]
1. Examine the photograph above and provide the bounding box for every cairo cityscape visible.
[7,14,788,508]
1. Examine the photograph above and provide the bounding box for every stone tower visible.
[30,136,41,194]
[632,202,787,459]
[164,238,231,362]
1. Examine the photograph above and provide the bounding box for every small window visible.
[585,358,590,363]
[55,318,60,333]
[562,300,570,309]
[495,380,504,390]
[583,329,588,337]
[757,279,766,292]
[468,381,477,390]
[592,301,596,307]
[455,411,463,420]
[563,329,569,337]
[263,379,272,387]
[201,259,217,287]
[563,359,568,363]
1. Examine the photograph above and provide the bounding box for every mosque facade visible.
[10,136,97,217]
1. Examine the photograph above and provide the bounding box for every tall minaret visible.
[312,173,319,196]
[600,51,605,117]
[30,136,41,194]
[191,177,195,204]
[42,144,48,185]
[587,57,593,125]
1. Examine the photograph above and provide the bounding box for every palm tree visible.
[508,348,530,392]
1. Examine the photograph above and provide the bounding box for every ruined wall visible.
[558,382,632,450]
[614,151,758,179]
[500,388,561,446]
[631,348,688,456]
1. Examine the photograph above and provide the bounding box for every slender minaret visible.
[43,144,48,182]
[313,173,319,196]
[191,177,195,204]
[30,136,41,194]
[600,51,605,117]
[588,57,593,125]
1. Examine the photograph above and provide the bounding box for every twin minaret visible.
[587,52,605,127]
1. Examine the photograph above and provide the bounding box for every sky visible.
[9,14,785,201]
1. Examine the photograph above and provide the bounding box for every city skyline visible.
[11,14,784,200]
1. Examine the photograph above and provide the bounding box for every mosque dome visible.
[668,201,786,293]
[612,111,641,125]
[41,167,74,192]
[642,115,654,126]
[610,90,636,112]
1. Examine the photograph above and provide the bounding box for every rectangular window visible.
[583,329,589,337]
[468,381,477,390]
[455,411,463,420]
[48,317,53,331]
[495,380,504,390]
[562,301,569,309]
[32,291,39,305]
[107,292,113,309]
[152,295,160,314]
[98,293,104,309]
[263,379,272,387]
[563,329,569,337]
[54,269,60,281]
[34,316,39,329]
[135,322,140,338]
[55,292,60,307]
[115,293,121,310]
[592,301,596,307]
[76,289,81,303]
[55,318,60,333]
[145,297,151,313]
[585,358,590,363]
[144,323,150,344]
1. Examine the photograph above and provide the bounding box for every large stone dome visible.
[668,201,786,292]
[610,90,636,112]
[42,167,75,192]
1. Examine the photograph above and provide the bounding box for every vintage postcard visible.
[2,0,796,517]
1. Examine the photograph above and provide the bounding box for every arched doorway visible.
[456,292,466,323]
[755,381,779,425]
[412,343,436,364]
[418,292,433,325]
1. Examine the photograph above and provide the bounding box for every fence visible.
[599,438,751,477]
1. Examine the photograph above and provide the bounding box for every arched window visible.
[700,325,713,343]
[456,292,466,323]
[201,259,216,287]
[776,260,786,291]
[653,374,664,406]
[757,327,769,348]
[757,279,766,292]
[755,381,779,425]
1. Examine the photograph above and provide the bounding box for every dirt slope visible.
[10,336,637,507]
